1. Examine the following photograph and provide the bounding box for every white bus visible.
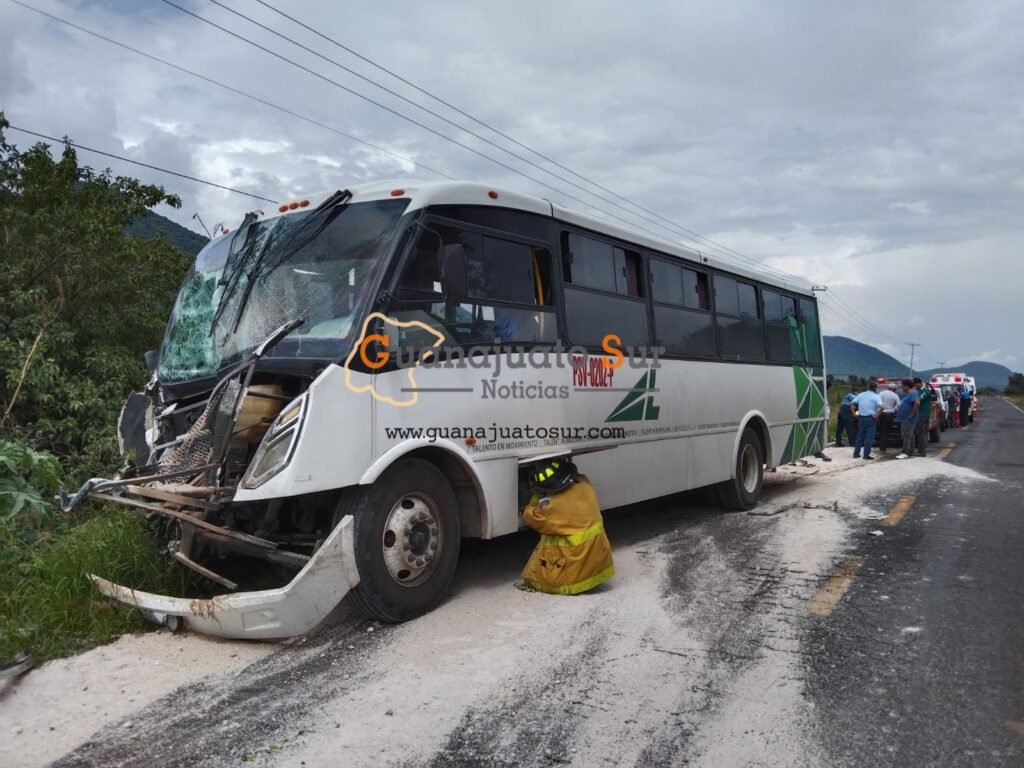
[75,181,827,639]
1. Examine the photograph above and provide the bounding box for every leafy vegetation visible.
[0,122,192,482]
[1005,373,1024,396]
[0,118,194,660]
[1005,373,1024,410]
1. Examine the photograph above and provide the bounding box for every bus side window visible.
[715,275,766,362]
[397,229,443,298]
[649,256,715,357]
[763,290,801,364]
[561,231,650,347]
[799,298,823,366]
[395,222,557,347]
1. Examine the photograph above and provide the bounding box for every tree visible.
[1006,373,1024,396]
[0,121,192,480]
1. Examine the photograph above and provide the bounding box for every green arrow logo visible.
[606,370,661,422]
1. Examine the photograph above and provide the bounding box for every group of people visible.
[835,377,966,461]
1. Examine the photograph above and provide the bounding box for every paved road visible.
[806,397,1024,768]
[6,399,1022,768]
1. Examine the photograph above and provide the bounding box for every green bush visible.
[0,440,182,661]
[0,118,196,660]
[0,123,191,483]
[1006,373,1024,396]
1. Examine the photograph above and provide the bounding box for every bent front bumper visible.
[91,516,360,640]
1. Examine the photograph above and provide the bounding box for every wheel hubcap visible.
[740,444,759,493]
[381,493,443,588]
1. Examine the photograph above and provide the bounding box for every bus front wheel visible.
[716,428,764,511]
[339,458,461,623]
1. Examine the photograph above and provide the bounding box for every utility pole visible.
[906,342,920,378]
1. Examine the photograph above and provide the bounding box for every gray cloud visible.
[2,0,1022,370]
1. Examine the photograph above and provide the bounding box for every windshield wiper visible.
[226,189,354,335]
[209,211,260,336]
[258,189,353,278]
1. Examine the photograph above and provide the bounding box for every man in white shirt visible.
[850,382,884,460]
[877,384,900,454]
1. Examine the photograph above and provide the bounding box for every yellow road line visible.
[938,446,954,461]
[882,495,917,526]
[808,556,864,618]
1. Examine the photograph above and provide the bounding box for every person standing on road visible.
[895,379,920,460]
[850,382,883,460]
[877,383,900,454]
[913,378,933,457]
[835,385,860,447]
[959,385,973,428]
[520,458,614,595]
[949,388,961,428]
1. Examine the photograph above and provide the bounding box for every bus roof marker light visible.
[278,204,289,213]
[289,202,299,210]
[488,190,499,199]
[390,188,405,197]
[465,437,477,446]
[299,199,310,207]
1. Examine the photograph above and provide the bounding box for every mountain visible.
[824,336,1015,390]
[823,336,906,379]
[917,362,1015,391]
[126,210,208,256]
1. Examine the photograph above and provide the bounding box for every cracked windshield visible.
[158,197,408,382]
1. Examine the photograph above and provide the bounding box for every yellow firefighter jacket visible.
[521,476,614,595]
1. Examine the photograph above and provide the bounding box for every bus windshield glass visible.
[158,198,408,383]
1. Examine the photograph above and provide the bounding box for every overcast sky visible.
[3,0,1022,371]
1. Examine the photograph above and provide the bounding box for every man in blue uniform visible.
[850,382,883,460]
[835,385,860,448]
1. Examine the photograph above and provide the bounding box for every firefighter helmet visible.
[527,458,578,493]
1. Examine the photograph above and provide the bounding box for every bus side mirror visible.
[442,244,468,303]
[143,350,159,376]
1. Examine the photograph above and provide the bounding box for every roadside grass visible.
[0,507,183,663]
[1006,395,1024,411]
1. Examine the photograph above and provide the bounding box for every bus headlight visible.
[241,394,307,489]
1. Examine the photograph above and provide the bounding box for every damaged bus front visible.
[66,185,428,639]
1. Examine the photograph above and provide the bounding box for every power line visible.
[255,0,801,277]
[14,0,810,287]
[6,0,455,181]
[824,289,908,347]
[163,0,805,282]
[225,0,795,279]
[6,125,279,203]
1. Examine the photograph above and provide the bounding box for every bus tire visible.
[716,427,764,511]
[340,458,461,623]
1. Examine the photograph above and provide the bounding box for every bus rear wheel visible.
[339,458,461,623]
[716,427,764,511]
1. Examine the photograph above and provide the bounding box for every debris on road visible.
[0,651,34,680]
[803,501,840,512]
[747,503,796,516]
